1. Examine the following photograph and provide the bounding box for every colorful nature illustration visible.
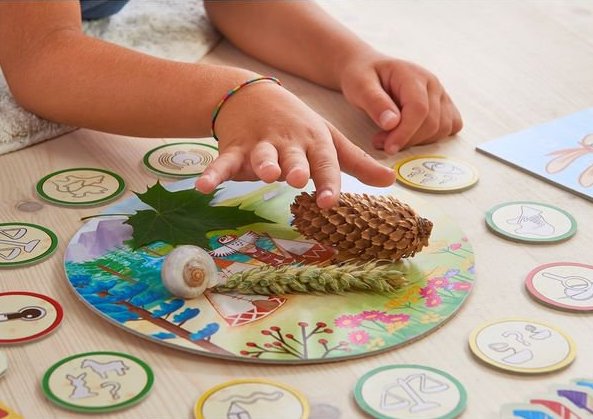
[64,177,475,363]
[546,133,593,188]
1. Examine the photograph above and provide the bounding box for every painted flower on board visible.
[334,314,363,329]
[348,330,370,345]
[425,295,442,308]
[378,313,410,324]
[420,313,443,324]
[366,337,385,350]
[427,277,449,288]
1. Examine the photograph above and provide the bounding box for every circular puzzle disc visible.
[194,378,309,419]
[525,262,593,312]
[64,175,476,364]
[0,223,57,268]
[485,201,576,243]
[36,168,126,207]
[469,318,576,374]
[354,364,467,419]
[143,141,218,178]
[394,155,478,193]
[42,351,153,413]
[0,291,63,344]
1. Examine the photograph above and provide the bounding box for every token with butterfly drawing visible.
[394,155,479,193]
[143,141,218,178]
[36,168,126,206]
[194,378,309,419]
[41,351,154,413]
[485,201,577,243]
[0,222,57,268]
[354,364,467,419]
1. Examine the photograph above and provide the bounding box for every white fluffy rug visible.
[0,0,220,155]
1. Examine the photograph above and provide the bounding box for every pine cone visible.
[290,192,433,262]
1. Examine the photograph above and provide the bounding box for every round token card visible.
[194,378,309,419]
[469,318,576,374]
[485,201,576,243]
[0,291,63,344]
[354,364,467,419]
[0,351,7,377]
[36,168,126,206]
[394,155,479,192]
[42,351,154,413]
[526,262,593,311]
[0,222,58,267]
[144,141,218,177]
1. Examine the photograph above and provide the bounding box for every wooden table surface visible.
[1,1,593,418]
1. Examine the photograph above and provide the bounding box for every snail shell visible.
[161,245,218,299]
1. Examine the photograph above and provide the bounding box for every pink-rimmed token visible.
[525,262,593,312]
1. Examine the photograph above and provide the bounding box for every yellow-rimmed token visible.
[0,402,23,418]
[194,378,309,419]
[36,168,126,207]
[469,318,576,374]
[394,155,478,193]
[143,141,218,178]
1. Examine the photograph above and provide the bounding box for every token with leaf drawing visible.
[64,175,475,364]
[36,168,125,206]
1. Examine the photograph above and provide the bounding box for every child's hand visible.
[195,81,396,208]
[340,53,463,154]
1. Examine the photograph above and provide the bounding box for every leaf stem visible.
[80,213,132,221]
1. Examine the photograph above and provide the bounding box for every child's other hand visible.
[340,53,463,154]
[195,81,395,208]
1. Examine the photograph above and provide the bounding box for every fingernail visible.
[385,144,400,155]
[379,110,398,130]
[317,189,334,203]
[259,161,275,170]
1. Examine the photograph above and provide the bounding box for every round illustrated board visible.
[469,318,576,374]
[394,155,479,193]
[525,262,593,312]
[63,175,476,364]
[194,378,309,419]
[0,222,58,268]
[143,141,218,178]
[485,201,576,243]
[36,168,126,207]
[354,364,467,419]
[0,291,63,344]
[42,351,153,413]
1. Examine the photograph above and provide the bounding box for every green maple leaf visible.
[125,181,273,249]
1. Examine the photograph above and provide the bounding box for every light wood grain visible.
[1,1,593,418]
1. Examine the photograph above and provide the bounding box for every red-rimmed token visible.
[526,262,593,312]
[0,291,63,345]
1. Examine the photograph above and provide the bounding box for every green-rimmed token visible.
[354,364,467,419]
[194,378,309,419]
[485,201,577,243]
[394,155,478,193]
[36,168,126,206]
[143,141,218,178]
[469,318,576,374]
[42,351,153,413]
[0,351,7,377]
[0,223,58,268]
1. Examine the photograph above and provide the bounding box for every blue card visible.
[476,108,593,202]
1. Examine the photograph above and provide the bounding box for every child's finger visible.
[250,141,281,183]
[330,124,395,187]
[306,135,340,209]
[195,149,243,193]
[279,145,310,189]
[383,80,429,154]
[345,72,401,131]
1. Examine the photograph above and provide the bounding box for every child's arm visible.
[0,2,395,208]
[204,1,463,154]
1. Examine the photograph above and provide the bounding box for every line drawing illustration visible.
[51,175,108,198]
[221,390,284,419]
[488,342,534,365]
[524,324,552,340]
[67,373,98,400]
[0,306,46,323]
[542,271,593,301]
[100,382,122,400]
[0,227,40,261]
[157,149,214,171]
[506,206,555,236]
[81,359,130,379]
[380,373,449,413]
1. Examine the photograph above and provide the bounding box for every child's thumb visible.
[350,80,401,131]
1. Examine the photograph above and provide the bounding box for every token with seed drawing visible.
[143,141,218,178]
[0,222,57,268]
[394,155,478,193]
